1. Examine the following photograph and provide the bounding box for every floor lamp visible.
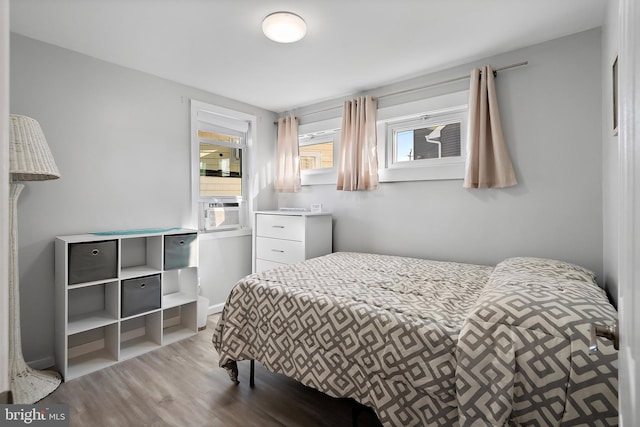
[8,114,62,403]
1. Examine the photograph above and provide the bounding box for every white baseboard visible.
[27,356,56,371]
[208,302,224,314]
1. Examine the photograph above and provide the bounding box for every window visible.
[387,111,464,167]
[191,101,255,233]
[292,91,468,185]
[198,129,243,198]
[377,90,468,182]
[299,131,336,171]
[297,118,341,186]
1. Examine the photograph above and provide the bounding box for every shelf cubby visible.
[67,281,119,335]
[162,302,197,345]
[120,235,163,279]
[162,267,198,309]
[120,311,162,360]
[67,324,118,380]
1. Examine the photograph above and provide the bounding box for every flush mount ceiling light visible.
[262,12,307,43]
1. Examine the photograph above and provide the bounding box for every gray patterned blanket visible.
[212,252,618,426]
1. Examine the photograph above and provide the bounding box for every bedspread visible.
[212,253,618,426]
[213,252,493,425]
[456,257,618,426]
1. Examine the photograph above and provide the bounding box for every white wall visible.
[602,1,620,306]
[10,34,277,366]
[279,29,604,280]
[198,233,252,313]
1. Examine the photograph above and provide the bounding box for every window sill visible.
[379,159,465,182]
[198,228,252,241]
[301,169,338,186]
[300,162,465,185]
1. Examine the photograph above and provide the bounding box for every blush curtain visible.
[463,66,517,189]
[337,96,379,191]
[275,115,301,192]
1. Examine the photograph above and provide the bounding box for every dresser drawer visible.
[256,214,304,241]
[255,258,286,273]
[256,237,304,264]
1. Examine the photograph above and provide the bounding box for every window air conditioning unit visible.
[202,202,241,231]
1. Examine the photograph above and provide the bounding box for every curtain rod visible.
[274,60,528,124]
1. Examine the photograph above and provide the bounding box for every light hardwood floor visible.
[41,314,383,427]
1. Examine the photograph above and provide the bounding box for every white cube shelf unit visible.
[55,228,199,381]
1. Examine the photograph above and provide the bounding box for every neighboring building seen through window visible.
[395,122,461,162]
[199,130,243,198]
[386,108,466,170]
[300,141,334,170]
[299,130,337,171]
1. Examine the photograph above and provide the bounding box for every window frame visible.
[191,100,255,234]
[198,124,245,183]
[385,109,467,169]
[377,90,469,182]
[298,117,341,186]
[299,131,337,170]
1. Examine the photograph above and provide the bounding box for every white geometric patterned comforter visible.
[456,257,618,426]
[212,253,618,426]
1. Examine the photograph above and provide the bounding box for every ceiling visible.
[10,0,606,113]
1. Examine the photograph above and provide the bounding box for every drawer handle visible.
[178,240,185,246]
[140,283,146,288]
[272,225,285,229]
[91,249,100,256]
[271,249,285,253]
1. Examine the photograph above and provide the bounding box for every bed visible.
[212,252,618,426]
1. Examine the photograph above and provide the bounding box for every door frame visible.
[617,0,639,424]
[0,0,10,398]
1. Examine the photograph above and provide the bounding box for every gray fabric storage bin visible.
[121,274,161,318]
[164,233,197,270]
[68,240,118,285]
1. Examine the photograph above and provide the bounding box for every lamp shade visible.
[9,114,60,181]
[262,12,307,43]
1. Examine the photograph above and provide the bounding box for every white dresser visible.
[253,211,332,273]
